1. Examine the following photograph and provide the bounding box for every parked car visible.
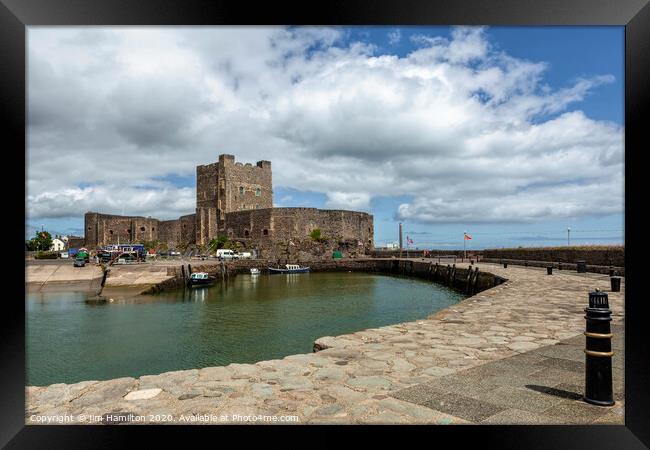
[73,258,86,267]
[238,251,252,259]
[216,249,237,260]
[60,252,69,259]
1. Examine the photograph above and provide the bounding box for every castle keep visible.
[84,154,374,258]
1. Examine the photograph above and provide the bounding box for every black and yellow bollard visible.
[583,289,614,406]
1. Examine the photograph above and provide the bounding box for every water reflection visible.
[26,272,463,386]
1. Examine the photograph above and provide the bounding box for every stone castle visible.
[84,154,374,258]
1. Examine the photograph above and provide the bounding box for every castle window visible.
[109,230,113,235]
[126,229,131,234]
[255,188,261,196]
[255,204,259,209]
[152,227,155,232]
[140,227,145,232]
[244,229,250,237]
[263,229,269,236]
[239,186,244,195]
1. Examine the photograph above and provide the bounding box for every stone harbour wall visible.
[482,246,624,267]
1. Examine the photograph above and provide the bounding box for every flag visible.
[407,236,414,245]
[464,233,472,240]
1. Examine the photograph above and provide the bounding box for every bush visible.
[35,251,59,259]
[310,228,328,243]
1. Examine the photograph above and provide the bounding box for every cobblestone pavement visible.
[25,263,624,425]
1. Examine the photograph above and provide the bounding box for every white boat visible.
[187,272,216,288]
[268,264,310,274]
[250,268,260,275]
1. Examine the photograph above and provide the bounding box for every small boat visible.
[250,268,261,275]
[187,272,216,288]
[268,264,310,274]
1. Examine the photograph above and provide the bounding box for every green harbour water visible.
[26,272,464,386]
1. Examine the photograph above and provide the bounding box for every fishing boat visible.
[250,268,261,275]
[267,264,310,274]
[187,272,216,288]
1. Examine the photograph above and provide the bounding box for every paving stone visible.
[422,392,507,422]
[473,386,562,412]
[251,383,274,397]
[480,408,564,424]
[531,344,584,362]
[420,366,455,377]
[528,367,584,386]
[347,376,392,391]
[123,388,162,401]
[390,384,447,406]
[277,377,313,391]
[536,356,585,373]
[542,399,612,424]
[507,341,540,352]
[70,378,137,408]
[198,366,232,381]
[359,411,409,424]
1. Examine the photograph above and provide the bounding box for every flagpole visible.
[463,232,466,260]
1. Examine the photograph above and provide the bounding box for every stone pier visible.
[25,262,624,425]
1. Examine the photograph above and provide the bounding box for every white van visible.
[216,249,237,259]
[238,252,252,259]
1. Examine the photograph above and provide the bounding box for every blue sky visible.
[27,26,624,248]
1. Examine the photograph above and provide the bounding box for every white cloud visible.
[27,26,623,224]
[388,29,401,45]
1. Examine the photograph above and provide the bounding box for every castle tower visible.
[195,154,273,245]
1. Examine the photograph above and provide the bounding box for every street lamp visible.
[567,227,571,246]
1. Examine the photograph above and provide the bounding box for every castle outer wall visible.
[84,212,196,249]
[225,207,374,259]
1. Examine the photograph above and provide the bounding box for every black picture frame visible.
[2,0,648,447]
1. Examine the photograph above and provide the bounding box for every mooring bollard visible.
[584,289,614,406]
[547,266,553,275]
[609,266,615,277]
[610,276,621,292]
[577,260,587,273]
[503,262,508,268]
[558,262,563,270]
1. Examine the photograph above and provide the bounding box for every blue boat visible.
[268,264,310,274]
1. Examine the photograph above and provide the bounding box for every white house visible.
[50,238,65,252]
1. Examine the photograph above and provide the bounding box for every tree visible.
[30,230,52,252]
[208,235,229,253]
